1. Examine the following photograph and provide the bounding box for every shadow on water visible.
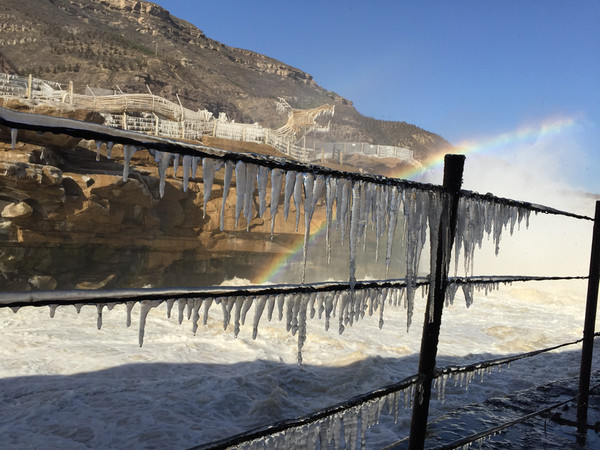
[1,348,599,449]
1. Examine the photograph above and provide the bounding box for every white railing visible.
[0,72,415,163]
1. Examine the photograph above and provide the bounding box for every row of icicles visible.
[10,129,532,352]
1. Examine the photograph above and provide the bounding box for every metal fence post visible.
[408,154,465,449]
[577,200,600,436]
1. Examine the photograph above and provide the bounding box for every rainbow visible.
[253,115,579,284]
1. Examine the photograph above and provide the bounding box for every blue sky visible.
[152,1,600,193]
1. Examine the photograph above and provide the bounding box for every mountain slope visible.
[0,0,451,159]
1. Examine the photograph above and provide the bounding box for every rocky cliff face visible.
[0,0,450,159]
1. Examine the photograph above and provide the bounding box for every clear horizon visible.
[152,1,599,193]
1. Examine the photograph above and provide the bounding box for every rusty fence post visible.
[577,200,600,436]
[408,154,465,449]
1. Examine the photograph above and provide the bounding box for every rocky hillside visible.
[0,0,450,160]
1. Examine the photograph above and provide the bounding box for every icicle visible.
[233,296,244,337]
[191,156,201,179]
[325,177,336,264]
[106,141,114,159]
[342,409,359,450]
[297,297,309,364]
[172,154,180,177]
[48,304,58,318]
[158,152,174,198]
[186,299,193,320]
[72,304,82,314]
[252,296,267,339]
[10,128,18,149]
[165,299,175,318]
[243,164,258,231]
[139,300,160,346]
[192,299,202,334]
[269,169,284,236]
[126,301,135,327]
[301,173,317,283]
[462,283,474,308]
[96,304,105,329]
[277,294,285,321]
[266,295,276,321]
[283,170,296,221]
[349,182,361,288]
[293,172,303,231]
[234,161,246,227]
[240,296,253,325]
[202,158,218,218]
[257,166,269,218]
[10,128,19,150]
[177,299,186,324]
[122,144,138,181]
[338,180,351,242]
[95,140,104,161]
[202,298,213,325]
[182,155,192,192]
[220,161,234,231]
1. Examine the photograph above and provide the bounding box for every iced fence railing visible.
[2,106,592,361]
[1,106,596,448]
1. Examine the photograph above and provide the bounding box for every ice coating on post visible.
[182,155,192,192]
[283,170,296,221]
[293,172,303,232]
[257,166,269,218]
[202,158,218,218]
[10,128,18,149]
[122,144,138,181]
[158,152,174,198]
[270,168,283,236]
[220,161,234,231]
[234,161,246,227]
[243,163,258,231]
